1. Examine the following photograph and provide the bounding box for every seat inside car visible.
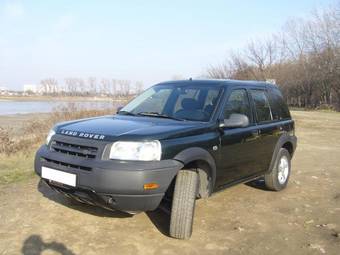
[174,98,207,121]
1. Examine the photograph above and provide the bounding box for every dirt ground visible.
[0,111,339,255]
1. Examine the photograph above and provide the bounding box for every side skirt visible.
[214,172,266,193]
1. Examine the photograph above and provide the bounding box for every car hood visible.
[55,115,213,141]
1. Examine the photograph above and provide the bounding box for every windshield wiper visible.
[117,110,136,116]
[137,112,184,121]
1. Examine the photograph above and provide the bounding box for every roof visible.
[157,79,277,88]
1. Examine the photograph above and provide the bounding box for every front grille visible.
[50,140,98,159]
[42,157,92,171]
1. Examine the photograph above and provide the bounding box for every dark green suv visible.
[35,79,297,239]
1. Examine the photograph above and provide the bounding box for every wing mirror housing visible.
[219,113,249,128]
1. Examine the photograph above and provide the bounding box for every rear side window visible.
[268,88,291,120]
[250,90,272,123]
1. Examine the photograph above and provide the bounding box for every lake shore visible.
[0,99,122,116]
[0,95,130,102]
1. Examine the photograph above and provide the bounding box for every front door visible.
[216,89,262,186]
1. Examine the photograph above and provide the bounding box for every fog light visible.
[143,183,159,190]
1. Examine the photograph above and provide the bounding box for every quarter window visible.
[250,90,272,123]
[223,89,252,121]
[268,88,291,120]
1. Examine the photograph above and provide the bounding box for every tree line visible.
[207,2,340,110]
[38,78,144,97]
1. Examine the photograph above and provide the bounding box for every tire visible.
[169,169,198,239]
[264,148,291,191]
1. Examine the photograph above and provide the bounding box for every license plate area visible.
[41,166,76,187]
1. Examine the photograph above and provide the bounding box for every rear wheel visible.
[264,148,291,191]
[169,169,198,239]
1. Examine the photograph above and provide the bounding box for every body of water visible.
[0,100,117,115]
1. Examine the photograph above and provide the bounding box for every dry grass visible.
[0,102,122,184]
[0,102,119,156]
[0,127,14,154]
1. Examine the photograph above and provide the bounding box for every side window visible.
[223,89,251,121]
[268,88,291,120]
[250,90,272,123]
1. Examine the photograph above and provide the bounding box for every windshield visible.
[120,83,223,122]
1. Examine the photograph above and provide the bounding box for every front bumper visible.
[35,144,183,212]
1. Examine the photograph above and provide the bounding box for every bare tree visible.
[88,77,97,96]
[40,78,59,95]
[65,78,77,96]
[207,2,340,110]
[117,80,131,96]
[100,79,111,95]
[111,79,118,97]
[134,81,144,95]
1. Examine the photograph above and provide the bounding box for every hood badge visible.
[60,129,105,140]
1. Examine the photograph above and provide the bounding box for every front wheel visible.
[264,148,291,191]
[169,169,198,239]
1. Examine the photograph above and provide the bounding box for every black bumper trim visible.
[35,145,183,212]
[42,180,164,212]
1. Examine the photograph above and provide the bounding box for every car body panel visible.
[34,79,297,212]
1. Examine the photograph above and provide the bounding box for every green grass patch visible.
[0,152,36,185]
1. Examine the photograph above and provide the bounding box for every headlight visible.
[46,129,56,145]
[109,141,161,161]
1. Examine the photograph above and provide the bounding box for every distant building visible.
[0,86,8,91]
[0,86,9,95]
[23,84,38,93]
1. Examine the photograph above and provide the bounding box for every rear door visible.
[249,89,281,172]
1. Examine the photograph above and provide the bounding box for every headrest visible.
[181,98,199,110]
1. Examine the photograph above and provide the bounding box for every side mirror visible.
[221,113,249,128]
[116,106,123,114]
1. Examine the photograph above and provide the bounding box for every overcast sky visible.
[0,0,335,90]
